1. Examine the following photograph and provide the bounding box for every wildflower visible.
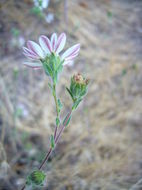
[23,33,80,69]
[20,32,89,190]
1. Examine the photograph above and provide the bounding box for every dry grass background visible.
[0,0,142,189]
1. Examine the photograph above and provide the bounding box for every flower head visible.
[66,73,90,109]
[23,33,80,69]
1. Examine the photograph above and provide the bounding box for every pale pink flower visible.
[23,33,80,68]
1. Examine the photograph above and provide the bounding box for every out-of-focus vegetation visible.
[0,0,142,189]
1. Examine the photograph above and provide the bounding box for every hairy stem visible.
[53,84,59,119]
[39,111,72,170]
[53,83,60,140]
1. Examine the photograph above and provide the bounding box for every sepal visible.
[42,53,63,84]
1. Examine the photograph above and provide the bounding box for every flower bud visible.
[67,73,89,109]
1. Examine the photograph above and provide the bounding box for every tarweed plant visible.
[21,32,89,189]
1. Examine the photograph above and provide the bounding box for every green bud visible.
[67,73,89,109]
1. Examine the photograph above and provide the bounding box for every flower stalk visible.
[52,83,59,119]
[21,32,89,190]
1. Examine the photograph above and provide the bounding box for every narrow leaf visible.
[63,113,71,127]
[56,117,60,127]
[66,87,74,101]
[58,99,63,113]
[50,134,55,148]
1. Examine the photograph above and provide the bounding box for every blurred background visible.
[0,0,142,189]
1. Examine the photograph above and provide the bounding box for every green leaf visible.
[63,113,72,127]
[80,88,87,97]
[58,99,63,113]
[50,134,55,148]
[56,117,60,127]
[26,170,46,187]
[66,87,74,101]
[46,64,53,77]
[42,63,50,76]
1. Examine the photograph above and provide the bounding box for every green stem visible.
[52,83,59,140]
[53,84,59,119]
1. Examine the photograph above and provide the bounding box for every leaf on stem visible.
[50,134,55,148]
[63,113,72,127]
[66,87,74,101]
[56,117,60,127]
[57,98,63,113]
